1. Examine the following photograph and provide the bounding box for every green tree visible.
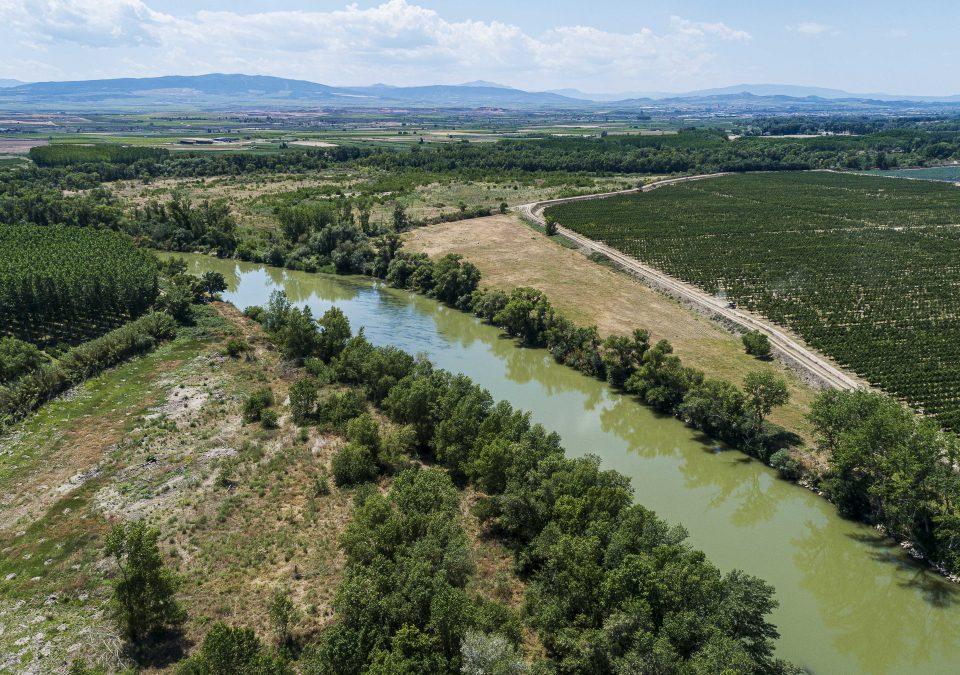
[392,204,408,232]
[317,306,352,362]
[331,443,379,486]
[105,520,184,646]
[741,331,771,358]
[288,377,318,424]
[174,622,291,675]
[198,271,228,298]
[279,306,318,360]
[0,336,45,383]
[269,588,298,649]
[743,371,790,435]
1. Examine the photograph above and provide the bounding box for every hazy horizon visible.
[1,0,958,96]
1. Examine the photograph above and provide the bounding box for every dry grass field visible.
[406,214,818,438]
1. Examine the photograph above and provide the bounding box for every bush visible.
[313,471,331,497]
[174,622,291,674]
[769,449,803,480]
[243,387,274,424]
[289,377,318,424]
[331,443,379,486]
[316,390,367,431]
[225,338,252,359]
[742,330,772,358]
[243,306,266,323]
[260,408,279,429]
[0,336,46,383]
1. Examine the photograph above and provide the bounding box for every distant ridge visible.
[0,73,958,111]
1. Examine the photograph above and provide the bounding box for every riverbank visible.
[173,253,960,674]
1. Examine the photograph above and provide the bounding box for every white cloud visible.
[787,22,835,36]
[1,0,177,48]
[0,0,752,90]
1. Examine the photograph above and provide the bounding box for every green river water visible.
[177,254,960,674]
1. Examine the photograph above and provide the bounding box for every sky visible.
[0,0,958,95]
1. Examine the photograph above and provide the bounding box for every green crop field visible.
[547,171,960,429]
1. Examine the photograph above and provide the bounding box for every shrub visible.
[174,622,291,674]
[313,471,331,497]
[316,390,367,431]
[225,338,252,359]
[345,413,381,451]
[743,330,772,358]
[0,313,176,430]
[0,336,46,383]
[243,306,266,323]
[243,387,274,424]
[331,443,379,486]
[769,449,803,480]
[260,408,279,429]
[289,377,318,424]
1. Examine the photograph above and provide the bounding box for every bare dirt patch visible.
[405,214,817,437]
[0,139,46,154]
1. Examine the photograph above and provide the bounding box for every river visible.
[176,254,960,674]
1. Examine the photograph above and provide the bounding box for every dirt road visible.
[518,174,864,391]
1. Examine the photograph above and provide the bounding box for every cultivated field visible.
[547,172,960,429]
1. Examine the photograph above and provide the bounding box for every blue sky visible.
[1,0,958,94]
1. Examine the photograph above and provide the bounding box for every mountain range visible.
[0,73,958,112]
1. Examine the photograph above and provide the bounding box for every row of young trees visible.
[0,312,177,429]
[0,223,160,345]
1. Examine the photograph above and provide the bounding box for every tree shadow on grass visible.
[128,627,190,670]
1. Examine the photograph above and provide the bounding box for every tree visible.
[198,271,228,299]
[392,204,408,232]
[263,290,291,333]
[678,378,748,443]
[430,254,481,308]
[269,589,298,649]
[602,329,649,388]
[543,214,558,236]
[174,622,291,675]
[288,377,318,424]
[741,331,771,358]
[0,336,45,383]
[105,520,184,647]
[331,443,379,486]
[317,306,352,362]
[743,371,789,435]
[279,306,318,360]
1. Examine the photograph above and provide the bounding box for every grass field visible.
[547,171,960,429]
[405,214,818,439]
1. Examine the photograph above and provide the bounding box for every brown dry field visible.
[0,138,47,154]
[406,214,817,438]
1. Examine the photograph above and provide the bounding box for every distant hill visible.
[458,80,514,89]
[0,73,958,112]
[0,73,581,111]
